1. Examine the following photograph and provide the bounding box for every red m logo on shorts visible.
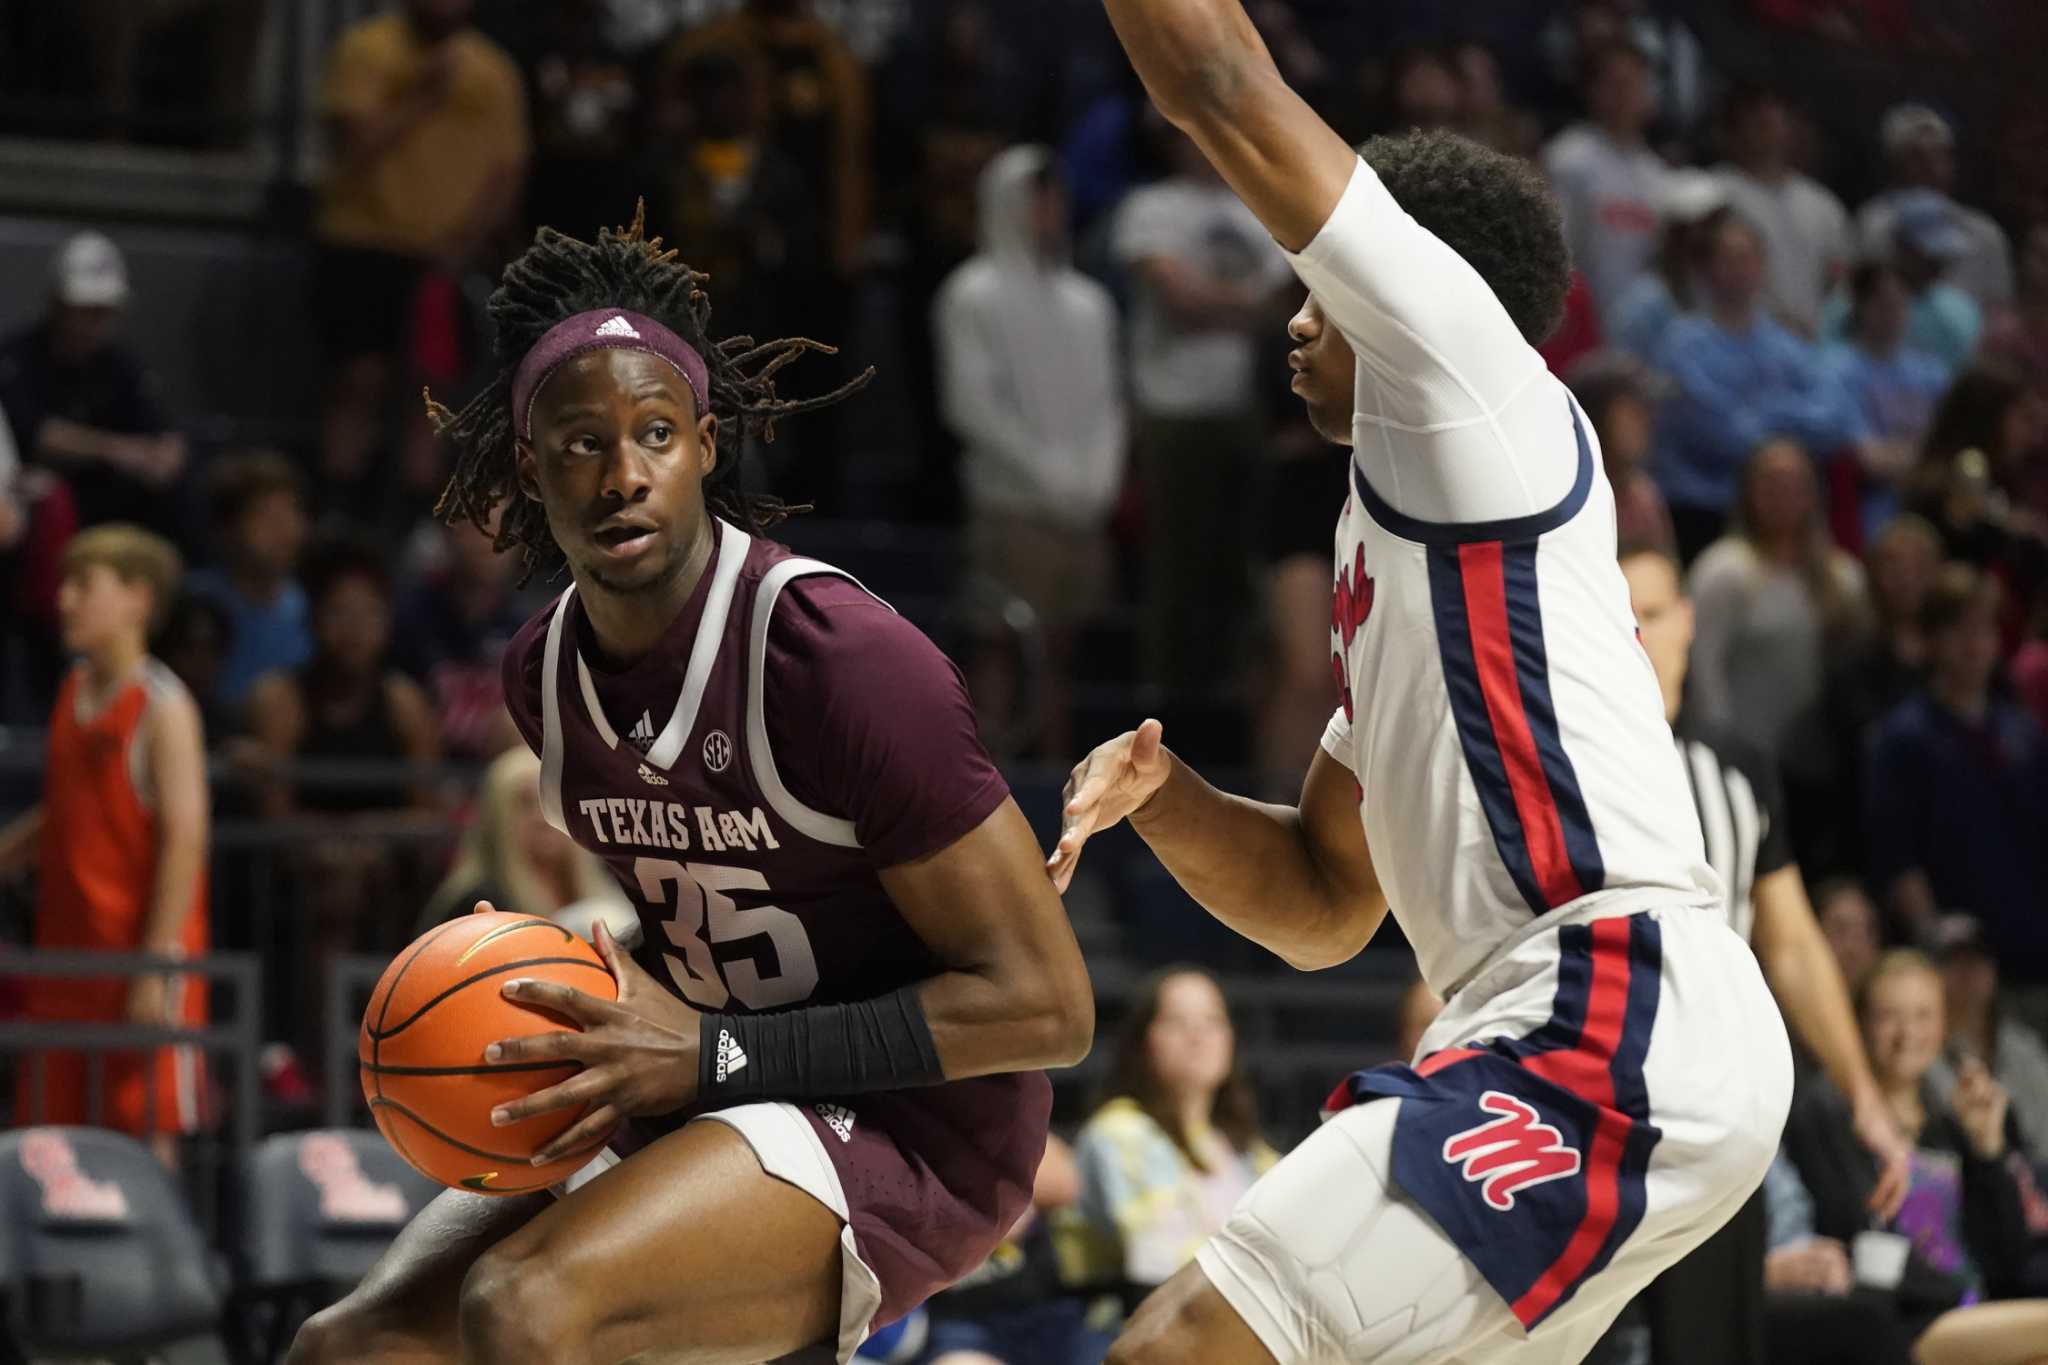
[1441,1090,1583,1211]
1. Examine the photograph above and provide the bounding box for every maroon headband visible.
[510,309,710,440]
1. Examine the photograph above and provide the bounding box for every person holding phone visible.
[1781,951,2048,1365]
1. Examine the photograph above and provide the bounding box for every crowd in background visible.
[0,1,2046,1362]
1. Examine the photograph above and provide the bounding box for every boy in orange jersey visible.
[0,524,209,1166]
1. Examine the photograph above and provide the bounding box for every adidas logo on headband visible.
[594,314,642,339]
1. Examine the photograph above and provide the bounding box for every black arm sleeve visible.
[698,986,947,1102]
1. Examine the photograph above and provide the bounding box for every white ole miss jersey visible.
[1293,159,1720,996]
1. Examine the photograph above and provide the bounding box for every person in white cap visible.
[0,231,186,532]
[1610,169,1730,363]
[1824,191,1984,372]
[1855,103,2013,313]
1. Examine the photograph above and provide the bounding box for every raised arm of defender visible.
[1049,722,1386,971]
[1100,0,1354,252]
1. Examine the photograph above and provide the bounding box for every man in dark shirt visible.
[392,514,541,762]
[0,233,186,535]
[1866,563,2048,984]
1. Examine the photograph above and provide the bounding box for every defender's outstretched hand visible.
[1047,720,1170,894]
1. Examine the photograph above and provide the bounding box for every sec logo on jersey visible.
[702,730,733,772]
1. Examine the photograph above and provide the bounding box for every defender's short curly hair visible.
[1358,129,1570,347]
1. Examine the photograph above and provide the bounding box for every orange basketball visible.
[359,912,619,1195]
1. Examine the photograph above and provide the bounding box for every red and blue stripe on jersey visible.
[1325,913,1663,1329]
[1348,397,1607,918]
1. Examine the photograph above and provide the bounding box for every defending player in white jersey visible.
[1047,3,1795,1362]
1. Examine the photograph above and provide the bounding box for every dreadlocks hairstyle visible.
[429,204,873,582]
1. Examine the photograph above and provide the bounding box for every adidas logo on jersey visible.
[713,1029,748,1083]
[815,1103,855,1143]
[1442,1091,1582,1211]
[636,762,669,787]
[627,710,656,754]
[594,313,642,339]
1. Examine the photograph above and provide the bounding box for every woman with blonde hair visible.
[1781,950,2048,1365]
[1687,439,1872,863]
[1070,966,1276,1294]
[416,746,633,941]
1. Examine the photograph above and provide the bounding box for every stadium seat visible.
[231,1129,439,1363]
[0,1127,223,1360]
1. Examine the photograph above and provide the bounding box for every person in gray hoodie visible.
[935,145,1125,758]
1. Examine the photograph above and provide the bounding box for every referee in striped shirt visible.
[1612,544,1913,1365]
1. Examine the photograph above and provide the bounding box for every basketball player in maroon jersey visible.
[289,211,1094,1365]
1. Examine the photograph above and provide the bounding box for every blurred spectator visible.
[315,0,530,484]
[1826,193,1984,372]
[1856,104,2014,313]
[185,451,311,712]
[1926,917,2048,1171]
[659,0,871,282]
[70,0,267,147]
[1757,1149,1917,1365]
[0,526,207,1168]
[1451,41,1540,162]
[658,0,870,503]
[1114,129,1291,694]
[392,513,533,763]
[522,0,643,241]
[1383,44,1463,133]
[1540,0,1711,144]
[0,461,77,728]
[1612,176,1730,364]
[1535,270,1605,378]
[2017,593,2048,731]
[0,232,187,536]
[416,746,633,939]
[1716,86,1852,336]
[912,1135,1088,1365]
[1569,352,1675,556]
[1822,262,1952,538]
[1909,364,2048,574]
[0,399,23,556]
[1782,951,2048,1358]
[1750,0,1919,48]
[1865,565,2048,978]
[1982,224,2048,382]
[1984,222,2048,383]
[1650,212,1864,560]
[1541,40,1666,333]
[1393,976,1443,1063]
[882,0,1043,522]
[243,541,438,821]
[1071,968,1276,1291]
[1688,442,1869,838]
[243,540,439,1060]
[153,591,234,745]
[1816,877,1885,995]
[1818,513,1943,869]
[935,147,1123,760]
[656,48,818,346]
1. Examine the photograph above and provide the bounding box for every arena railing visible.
[0,948,263,1242]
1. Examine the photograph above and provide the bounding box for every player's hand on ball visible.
[484,920,702,1165]
[1047,719,1170,894]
